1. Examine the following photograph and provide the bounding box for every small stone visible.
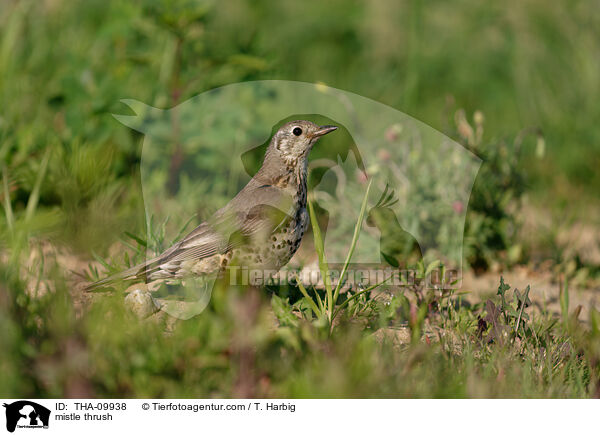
[124,289,161,318]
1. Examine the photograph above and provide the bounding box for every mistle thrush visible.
[87,120,337,289]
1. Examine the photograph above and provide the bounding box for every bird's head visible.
[268,120,337,166]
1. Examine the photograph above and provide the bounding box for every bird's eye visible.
[292,127,302,136]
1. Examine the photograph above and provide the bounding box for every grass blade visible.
[2,164,14,232]
[25,147,51,223]
[333,179,372,303]
[296,277,321,318]
[123,231,147,248]
[174,214,197,242]
[560,275,569,327]
[307,192,333,322]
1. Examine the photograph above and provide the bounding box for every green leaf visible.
[497,276,510,298]
[271,294,299,328]
[590,308,600,337]
[381,251,399,268]
[560,277,569,326]
[514,285,531,336]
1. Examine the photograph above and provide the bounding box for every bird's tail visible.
[84,263,146,291]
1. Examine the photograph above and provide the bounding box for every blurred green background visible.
[2,0,599,216]
[1,0,599,398]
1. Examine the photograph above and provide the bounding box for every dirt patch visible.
[461,265,599,321]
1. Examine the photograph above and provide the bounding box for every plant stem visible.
[296,278,321,318]
[307,193,333,323]
[333,179,373,304]
[2,164,14,232]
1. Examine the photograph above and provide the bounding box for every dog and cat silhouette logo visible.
[3,401,50,432]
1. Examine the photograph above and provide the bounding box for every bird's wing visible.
[85,184,295,289]
[157,185,295,266]
[154,204,290,267]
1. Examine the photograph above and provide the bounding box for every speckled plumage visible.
[87,121,337,290]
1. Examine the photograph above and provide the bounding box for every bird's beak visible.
[311,125,338,138]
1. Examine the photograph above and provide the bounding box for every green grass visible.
[2,178,600,398]
[294,178,374,331]
[2,235,600,398]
